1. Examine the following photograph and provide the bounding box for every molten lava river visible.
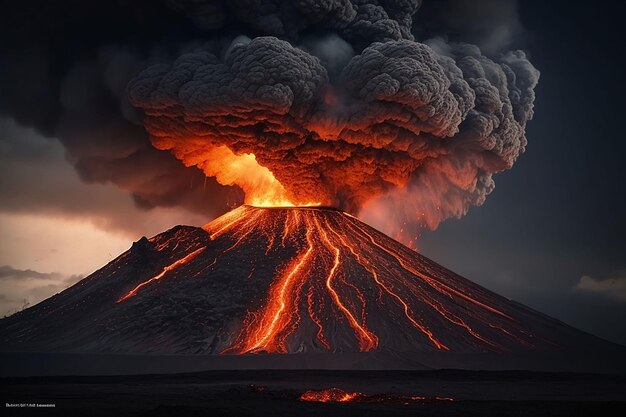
[110,205,555,354]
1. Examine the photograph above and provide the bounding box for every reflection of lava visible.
[299,388,455,403]
[117,205,542,353]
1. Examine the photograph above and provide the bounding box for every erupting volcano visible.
[0,205,613,358]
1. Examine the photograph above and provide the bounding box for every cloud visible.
[0,2,238,216]
[0,265,58,280]
[0,265,84,317]
[575,273,626,301]
[414,0,526,54]
[0,118,216,237]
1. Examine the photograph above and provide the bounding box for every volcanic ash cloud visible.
[129,0,539,231]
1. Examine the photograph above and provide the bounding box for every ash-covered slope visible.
[0,206,616,355]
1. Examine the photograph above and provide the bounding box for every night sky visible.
[1,1,625,345]
[421,1,626,344]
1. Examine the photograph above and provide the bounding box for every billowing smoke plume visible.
[0,1,239,221]
[1,0,538,237]
[129,0,539,232]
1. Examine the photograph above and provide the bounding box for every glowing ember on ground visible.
[300,388,359,403]
[299,388,455,403]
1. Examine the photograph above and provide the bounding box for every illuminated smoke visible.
[0,2,240,220]
[129,1,539,235]
[1,1,538,236]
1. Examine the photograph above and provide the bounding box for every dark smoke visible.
[1,0,538,236]
[129,0,539,231]
[0,1,237,219]
[414,0,526,54]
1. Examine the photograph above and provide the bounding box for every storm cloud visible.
[0,265,83,317]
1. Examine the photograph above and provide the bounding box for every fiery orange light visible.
[233,219,315,353]
[116,247,206,303]
[315,216,378,351]
[177,145,320,208]
[221,209,382,354]
[298,388,456,403]
[117,206,544,353]
[300,388,360,403]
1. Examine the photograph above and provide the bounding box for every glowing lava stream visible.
[117,247,206,303]
[224,218,316,353]
[221,210,377,353]
[343,216,513,321]
[325,220,449,351]
[117,205,541,353]
[219,207,458,353]
[314,216,378,351]
[222,206,539,353]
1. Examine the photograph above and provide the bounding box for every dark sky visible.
[420,0,626,345]
[0,1,624,345]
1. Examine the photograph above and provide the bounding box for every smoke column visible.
[129,0,539,237]
[1,0,539,239]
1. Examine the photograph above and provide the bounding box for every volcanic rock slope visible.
[0,206,612,355]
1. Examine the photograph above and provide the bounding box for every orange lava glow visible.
[300,388,360,403]
[216,206,540,353]
[116,206,542,353]
[298,388,455,403]
[117,247,206,303]
[221,208,380,353]
[204,206,536,353]
[231,218,315,353]
[173,145,320,207]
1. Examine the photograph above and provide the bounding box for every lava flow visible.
[111,205,546,353]
[196,205,544,354]
[1,204,602,355]
[116,247,206,303]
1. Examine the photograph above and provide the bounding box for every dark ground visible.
[2,370,625,416]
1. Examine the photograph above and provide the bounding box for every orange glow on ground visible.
[299,388,455,403]
[300,388,360,403]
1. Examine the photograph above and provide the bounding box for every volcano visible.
[0,206,618,360]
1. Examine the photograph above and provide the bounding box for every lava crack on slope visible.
[2,205,596,355]
[117,247,207,303]
[104,206,545,353]
[192,206,536,354]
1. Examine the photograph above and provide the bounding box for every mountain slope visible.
[0,206,616,355]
